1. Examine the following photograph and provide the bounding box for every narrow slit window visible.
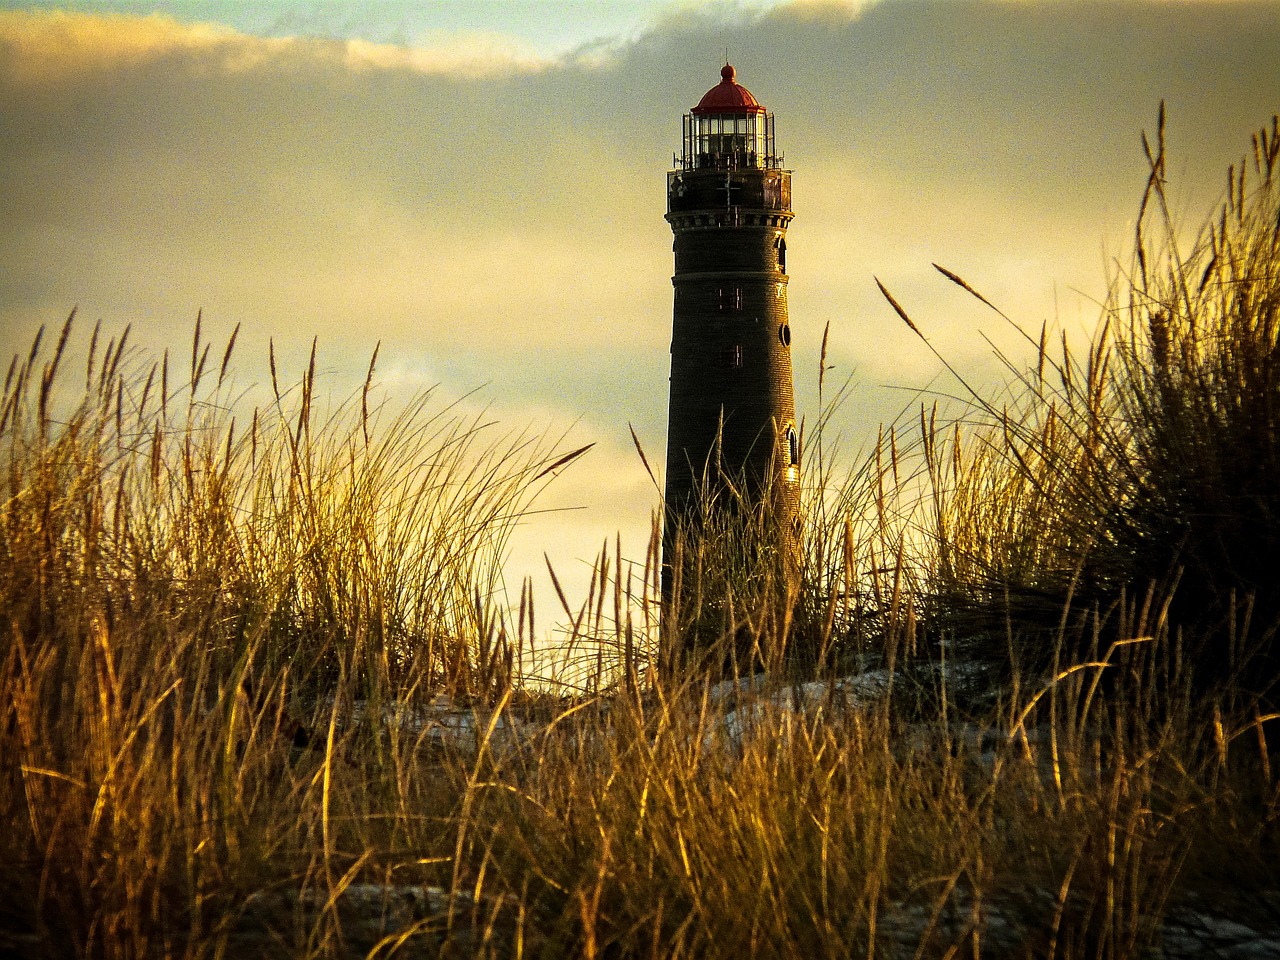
[719,286,743,311]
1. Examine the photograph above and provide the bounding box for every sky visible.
[2,0,1279,617]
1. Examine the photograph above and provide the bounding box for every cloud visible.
[340,32,551,77]
[0,11,290,82]
[780,0,884,16]
[0,10,555,86]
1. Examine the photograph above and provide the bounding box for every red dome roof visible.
[691,64,766,115]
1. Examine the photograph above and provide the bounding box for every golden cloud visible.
[0,11,553,87]
[342,32,551,78]
[0,11,292,82]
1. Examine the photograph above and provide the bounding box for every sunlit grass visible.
[879,109,1280,690]
[3,112,1280,958]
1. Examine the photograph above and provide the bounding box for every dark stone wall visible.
[663,166,799,529]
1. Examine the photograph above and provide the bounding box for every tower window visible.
[719,286,742,311]
[779,324,791,347]
[721,345,743,369]
[776,236,787,272]
[786,426,799,465]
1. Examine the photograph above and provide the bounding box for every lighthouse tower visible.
[663,64,798,600]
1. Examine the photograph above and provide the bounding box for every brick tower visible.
[663,64,798,608]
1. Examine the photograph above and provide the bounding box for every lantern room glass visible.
[679,111,778,171]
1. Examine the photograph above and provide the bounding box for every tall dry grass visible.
[879,110,1280,690]
[461,605,1280,958]
[3,112,1280,960]
[0,319,588,956]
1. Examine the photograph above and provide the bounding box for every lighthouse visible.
[663,64,799,621]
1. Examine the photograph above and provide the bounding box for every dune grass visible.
[879,109,1280,690]
[3,113,1280,958]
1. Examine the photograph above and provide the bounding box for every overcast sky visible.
[3,0,1278,610]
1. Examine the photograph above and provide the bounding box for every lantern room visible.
[678,64,778,171]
